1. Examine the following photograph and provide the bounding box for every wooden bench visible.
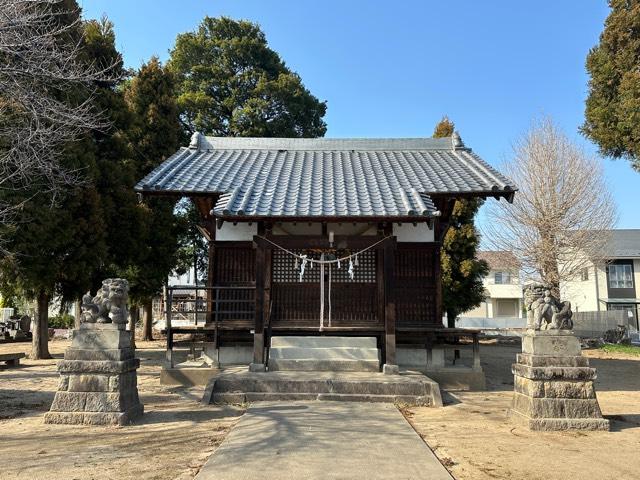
[0,352,26,367]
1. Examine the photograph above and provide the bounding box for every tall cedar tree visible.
[583,0,640,171]
[0,2,108,359]
[433,117,489,327]
[0,14,142,359]
[168,16,327,138]
[122,57,183,340]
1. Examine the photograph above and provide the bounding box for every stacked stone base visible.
[44,323,143,426]
[510,331,609,431]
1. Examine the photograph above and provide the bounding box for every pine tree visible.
[432,117,489,327]
[583,0,640,171]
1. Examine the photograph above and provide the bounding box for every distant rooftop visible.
[478,251,520,271]
[605,229,640,258]
[136,133,516,220]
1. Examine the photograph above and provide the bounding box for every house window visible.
[608,264,633,289]
[580,268,589,281]
[494,271,511,284]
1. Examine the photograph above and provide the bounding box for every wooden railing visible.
[164,285,255,368]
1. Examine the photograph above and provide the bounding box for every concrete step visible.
[269,346,379,361]
[204,371,442,406]
[213,374,431,396]
[270,336,377,349]
[268,358,379,372]
[212,391,431,406]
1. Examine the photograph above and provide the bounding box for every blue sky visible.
[80,0,638,230]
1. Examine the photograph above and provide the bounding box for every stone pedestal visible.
[510,330,609,431]
[44,323,143,426]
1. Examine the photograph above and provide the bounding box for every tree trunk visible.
[129,305,138,348]
[142,300,153,341]
[31,290,52,359]
[73,299,82,329]
[446,309,457,329]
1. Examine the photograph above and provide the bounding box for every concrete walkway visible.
[195,401,452,480]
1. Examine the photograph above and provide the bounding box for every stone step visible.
[270,336,377,349]
[269,346,379,361]
[213,375,429,396]
[211,391,432,406]
[268,358,379,372]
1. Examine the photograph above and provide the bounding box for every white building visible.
[459,251,523,324]
[561,229,640,329]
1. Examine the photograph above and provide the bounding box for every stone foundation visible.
[44,323,143,426]
[510,330,608,431]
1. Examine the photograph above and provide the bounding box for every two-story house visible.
[459,250,523,322]
[561,229,640,329]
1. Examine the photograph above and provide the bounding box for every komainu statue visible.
[524,282,573,330]
[80,278,130,325]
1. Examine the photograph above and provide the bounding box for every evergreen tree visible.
[583,0,640,171]
[168,16,327,137]
[433,117,489,327]
[0,14,135,358]
[122,57,183,340]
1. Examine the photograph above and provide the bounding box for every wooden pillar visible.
[383,237,398,374]
[165,289,173,368]
[206,240,216,324]
[376,248,386,358]
[251,235,266,371]
[264,248,272,351]
[435,241,443,326]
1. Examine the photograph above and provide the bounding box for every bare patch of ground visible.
[405,343,640,480]
[3,339,640,480]
[0,339,243,480]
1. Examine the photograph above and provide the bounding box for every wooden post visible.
[435,242,443,327]
[383,237,398,374]
[165,288,173,368]
[376,247,386,361]
[262,248,273,341]
[251,238,266,372]
[206,240,216,324]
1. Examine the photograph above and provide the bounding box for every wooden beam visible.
[254,235,393,250]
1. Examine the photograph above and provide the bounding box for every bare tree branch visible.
[0,0,118,244]
[484,118,617,293]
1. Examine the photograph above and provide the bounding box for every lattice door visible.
[271,249,380,326]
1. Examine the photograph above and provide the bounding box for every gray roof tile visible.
[136,135,516,219]
[604,230,640,258]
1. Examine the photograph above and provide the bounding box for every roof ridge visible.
[197,136,457,152]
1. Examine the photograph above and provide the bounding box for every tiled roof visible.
[135,133,516,219]
[605,229,640,258]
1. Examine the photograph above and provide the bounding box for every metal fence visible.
[572,310,638,340]
[456,310,639,343]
